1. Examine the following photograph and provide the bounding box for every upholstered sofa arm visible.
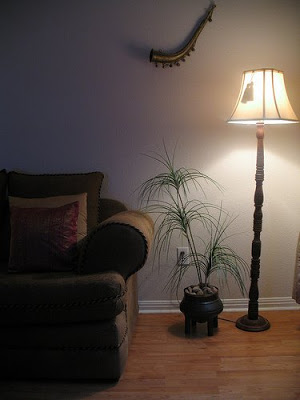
[78,211,154,279]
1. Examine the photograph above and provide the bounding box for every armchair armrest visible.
[78,211,154,280]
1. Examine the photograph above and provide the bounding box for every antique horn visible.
[150,3,216,68]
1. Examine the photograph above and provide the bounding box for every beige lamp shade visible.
[228,68,299,125]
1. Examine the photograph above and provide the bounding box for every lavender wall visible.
[1,0,300,302]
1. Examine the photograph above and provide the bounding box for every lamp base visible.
[236,315,270,332]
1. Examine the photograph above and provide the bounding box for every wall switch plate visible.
[177,247,189,265]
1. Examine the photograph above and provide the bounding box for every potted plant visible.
[139,144,249,335]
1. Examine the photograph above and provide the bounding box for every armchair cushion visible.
[0,270,126,326]
[9,202,79,273]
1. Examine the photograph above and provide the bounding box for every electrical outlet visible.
[177,247,189,265]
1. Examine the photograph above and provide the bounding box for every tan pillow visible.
[9,193,87,241]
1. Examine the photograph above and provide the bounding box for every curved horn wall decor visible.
[150,3,216,68]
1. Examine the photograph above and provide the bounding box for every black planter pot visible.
[180,285,223,336]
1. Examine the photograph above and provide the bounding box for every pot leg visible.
[207,318,214,336]
[213,316,218,328]
[184,315,191,335]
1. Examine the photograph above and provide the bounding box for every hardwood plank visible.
[1,311,299,400]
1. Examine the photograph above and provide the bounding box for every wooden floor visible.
[1,311,300,400]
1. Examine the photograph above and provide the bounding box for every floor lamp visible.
[227,68,299,332]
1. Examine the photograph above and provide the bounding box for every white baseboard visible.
[139,297,300,313]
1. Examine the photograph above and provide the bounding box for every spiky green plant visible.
[139,143,249,296]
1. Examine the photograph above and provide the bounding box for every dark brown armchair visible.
[0,170,153,380]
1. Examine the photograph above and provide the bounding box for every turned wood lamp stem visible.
[236,123,270,331]
[249,123,264,319]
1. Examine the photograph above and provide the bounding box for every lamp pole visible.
[236,123,270,331]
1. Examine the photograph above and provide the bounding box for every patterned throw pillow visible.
[9,202,79,273]
[9,193,87,241]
